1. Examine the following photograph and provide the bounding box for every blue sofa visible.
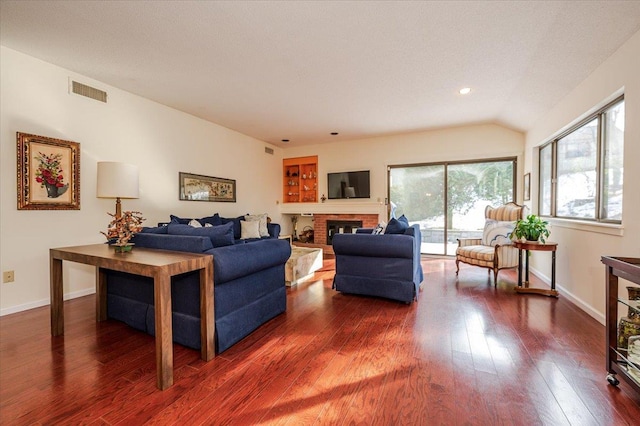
[105,220,291,353]
[332,224,424,303]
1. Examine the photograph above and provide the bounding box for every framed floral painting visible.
[17,132,80,210]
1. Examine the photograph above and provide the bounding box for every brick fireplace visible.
[312,214,379,245]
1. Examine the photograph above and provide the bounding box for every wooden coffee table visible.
[49,244,214,390]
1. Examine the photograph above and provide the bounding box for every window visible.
[538,97,624,223]
[389,158,516,255]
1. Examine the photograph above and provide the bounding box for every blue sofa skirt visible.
[105,263,286,353]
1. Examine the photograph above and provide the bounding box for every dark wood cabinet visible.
[602,256,640,394]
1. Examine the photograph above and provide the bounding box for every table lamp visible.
[96,162,139,218]
[344,187,356,198]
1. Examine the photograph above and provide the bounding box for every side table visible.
[50,244,214,390]
[513,240,559,297]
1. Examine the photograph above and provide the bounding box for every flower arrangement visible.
[35,151,65,189]
[101,211,145,247]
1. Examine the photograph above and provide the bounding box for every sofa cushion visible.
[245,213,269,237]
[385,217,409,234]
[481,219,514,246]
[167,222,234,247]
[240,220,261,239]
[398,215,409,226]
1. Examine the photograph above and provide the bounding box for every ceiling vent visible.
[264,147,274,155]
[70,80,107,103]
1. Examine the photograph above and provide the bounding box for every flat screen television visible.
[327,170,370,199]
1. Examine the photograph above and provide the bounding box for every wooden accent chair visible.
[455,202,525,285]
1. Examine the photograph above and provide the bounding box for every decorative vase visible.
[627,286,640,322]
[617,286,640,350]
[618,318,640,350]
[113,243,134,253]
[44,182,58,198]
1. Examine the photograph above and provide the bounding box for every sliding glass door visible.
[389,158,516,255]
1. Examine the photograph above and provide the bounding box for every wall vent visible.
[264,147,274,155]
[70,80,107,103]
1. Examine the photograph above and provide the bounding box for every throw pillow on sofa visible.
[245,213,269,237]
[167,222,234,247]
[170,213,222,227]
[240,220,262,239]
[141,225,168,234]
[372,222,387,235]
[385,217,409,234]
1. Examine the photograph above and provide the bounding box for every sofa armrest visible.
[457,238,482,247]
[207,238,291,283]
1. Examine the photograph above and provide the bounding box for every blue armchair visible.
[332,224,424,303]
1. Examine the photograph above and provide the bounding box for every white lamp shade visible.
[344,187,356,198]
[96,162,139,199]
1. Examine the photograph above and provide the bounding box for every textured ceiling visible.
[2,1,640,147]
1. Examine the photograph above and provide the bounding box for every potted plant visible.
[512,214,550,243]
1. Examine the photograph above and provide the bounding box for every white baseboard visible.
[0,288,95,317]
[529,266,605,325]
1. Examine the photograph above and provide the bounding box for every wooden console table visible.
[49,244,214,390]
[513,240,559,297]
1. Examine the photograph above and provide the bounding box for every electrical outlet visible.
[3,270,15,283]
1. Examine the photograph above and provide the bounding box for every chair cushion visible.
[481,219,515,246]
[456,245,495,262]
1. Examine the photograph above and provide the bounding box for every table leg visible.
[50,255,64,336]
[154,274,173,390]
[96,267,108,321]
[525,250,530,287]
[200,262,215,361]
[517,248,523,287]
[551,249,556,291]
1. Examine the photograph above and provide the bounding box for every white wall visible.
[279,124,525,237]
[0,47,283,315]
[282,123,525,205]
[524,30,640,322]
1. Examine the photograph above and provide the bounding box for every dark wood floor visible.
[1,258,639,425]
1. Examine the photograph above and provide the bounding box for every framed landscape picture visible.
[179,172,236,202]
[17,132,80,210]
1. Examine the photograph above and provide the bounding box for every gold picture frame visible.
[17,132,80,210]
[179,172,236,202]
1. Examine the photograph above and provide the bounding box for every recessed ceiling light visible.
[330,132,339,136]
[281,139,289,142]
[459,87,471,95]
